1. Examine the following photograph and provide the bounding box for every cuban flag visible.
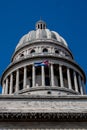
[34,60,49,67]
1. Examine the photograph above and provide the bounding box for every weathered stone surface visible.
[0,95,87,113]
[0,122,87,129]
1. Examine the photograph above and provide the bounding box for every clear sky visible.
[0,0,87,93]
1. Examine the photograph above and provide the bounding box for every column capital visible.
[50,62,54,65]
[59,64,63,67]
[24,66,27,68]
[67,66,70,69]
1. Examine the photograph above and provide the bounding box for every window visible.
[41,24,42,29]
[30,49,35,54]
[43,48,48,53]
[20,53,24,57]
[55,50,59,54]
[65,54,69,57]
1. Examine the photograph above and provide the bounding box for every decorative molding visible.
[17,86,79,95]
[0,112,87,121]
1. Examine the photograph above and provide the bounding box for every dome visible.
[1,20,86,97]
[16,20,68,50]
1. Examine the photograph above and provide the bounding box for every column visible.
[15,69,19,92]
[59,65,64,87]
[23,66,27,89]
[9,73,13,94]
[78,75,83,95]
[82,80,86,94]
[67,68,72,89]
[32,65,35,87]
[73,71,78,92]
[2,82,5,94]
[41,65,45,86]
[5,78,8,94]
[50,64,54,86]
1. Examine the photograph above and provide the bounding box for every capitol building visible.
[0,20,87,129]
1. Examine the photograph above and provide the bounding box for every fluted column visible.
[59,65,64,87]
[23,66,27,89]
[73,71,78,92]
[78,75,83,95]
[67,68,72,89]
[41,65,45,86]
[50,64,54,86]
[15,69,19,92]
[2,82,5,94]
[5,78,8,94]
[32,65,35,87]
[9,73,13,94]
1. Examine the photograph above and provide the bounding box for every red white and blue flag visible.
[34,60,49,67]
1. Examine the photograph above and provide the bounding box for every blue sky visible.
[0,0,87,93]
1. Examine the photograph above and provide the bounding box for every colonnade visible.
[2,63,85,95]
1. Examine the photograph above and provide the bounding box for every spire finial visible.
[40,16,42,20]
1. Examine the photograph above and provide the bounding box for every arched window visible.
[30,49,35,54]
[43,48,48,53]
[55,50,59,54]
[65,53,69,57]
[20,53,24,57]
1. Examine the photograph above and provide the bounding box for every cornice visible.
[0,95,87,100]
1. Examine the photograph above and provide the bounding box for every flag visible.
[34,60,49,67]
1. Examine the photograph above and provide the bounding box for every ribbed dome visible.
[16,20,68,50]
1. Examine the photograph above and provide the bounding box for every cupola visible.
[36,20,46,29]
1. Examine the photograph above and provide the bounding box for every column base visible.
[16,86,80,96]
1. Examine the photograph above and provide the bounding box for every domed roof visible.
[16,20,68,50]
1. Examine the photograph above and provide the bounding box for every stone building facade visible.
[0,20,87,130]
